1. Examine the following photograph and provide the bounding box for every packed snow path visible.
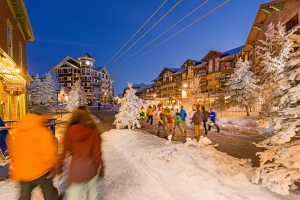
[0,129,298,199]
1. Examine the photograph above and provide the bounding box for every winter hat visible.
[31,105,49,115]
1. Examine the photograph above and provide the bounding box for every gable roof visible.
[158,67,185,77]
[201,50,225,61]
[181,59,202,68]
[242,0,292,52]
[98,67,114,80]
[50,56,80,72]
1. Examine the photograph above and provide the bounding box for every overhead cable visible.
[114,0,209,68]
[108,0,182,67]
[104,0,168,67]
[117,0,229,69]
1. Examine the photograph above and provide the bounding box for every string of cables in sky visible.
[105,0,230,70]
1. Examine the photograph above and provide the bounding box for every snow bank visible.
[98,129,297,200]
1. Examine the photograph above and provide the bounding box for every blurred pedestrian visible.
[180,105,187,133]
[164,107,172,135]
[201,106,210,135]
[192,106,204,139]
[97,102,101,110]
[157,108,167,138]
[208,108,220,132]
[7,105,61,200]
[140,106,146,128]
[55,106,103,200]
[146,106,154,125]
[173,112,183,136]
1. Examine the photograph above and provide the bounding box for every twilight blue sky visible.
[24,0,267,94]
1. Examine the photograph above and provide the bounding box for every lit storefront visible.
[0,52,31,120]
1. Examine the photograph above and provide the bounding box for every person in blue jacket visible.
[180,106,187,134]
[208,108,220,132]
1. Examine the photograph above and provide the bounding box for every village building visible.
[243,0,300,70]
[0,0,34,120]
[50,52,114,103]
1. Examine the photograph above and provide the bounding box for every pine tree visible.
[252,23,300,195]
[65,80,88,112]
[182,75,209,110]
[114,83,141,129]
[30,75,44,105]
[224,58,261,116]
[257,22,296,105]
[41,72,57,106]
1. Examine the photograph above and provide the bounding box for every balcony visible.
[195,71,207,76]
[173,77,182,82]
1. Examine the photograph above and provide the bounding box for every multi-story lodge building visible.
[51,52,114,103]
[0,0,34,120]
[135,0,300,109]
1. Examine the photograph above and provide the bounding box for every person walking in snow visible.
[180,105,187,134]
[146,105,154,125]
[7,105,61,200]
[201,106,210,135]
[208,108,220,132]
[140,106,147,128]
[164,107,172,135]
[157,108,167,138]
[192,106,204,139]
[173,112,184,136]
[170,106,176,129]
[55,106,103,200]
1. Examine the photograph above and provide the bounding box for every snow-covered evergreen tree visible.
[252,23,300,195]
[224,58,261,116]
[65,80,88,112]
[30,75,44,105]
[114,83,141,129]
[41,72,57,106]
[182,75,208,110]
[257,22,296,105]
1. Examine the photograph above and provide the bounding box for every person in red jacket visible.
[56,106,103,200]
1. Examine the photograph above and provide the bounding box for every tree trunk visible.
[245,105,250,116]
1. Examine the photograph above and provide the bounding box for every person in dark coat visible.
[97,102,101,110]
[192,106,204,138]
[201,106,209,135]
[56,106,103,200]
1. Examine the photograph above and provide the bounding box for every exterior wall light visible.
[0,54,7,60]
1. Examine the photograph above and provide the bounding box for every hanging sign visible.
[4,83,24,95]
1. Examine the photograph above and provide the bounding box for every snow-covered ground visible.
[1,127,299,199]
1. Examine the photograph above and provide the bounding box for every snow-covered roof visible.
[219,45,244,61]
[171,67,187,75]
[193,62,207,68]
[151,77,162,82]
[136,83,154,92]
[166,68,179,72]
